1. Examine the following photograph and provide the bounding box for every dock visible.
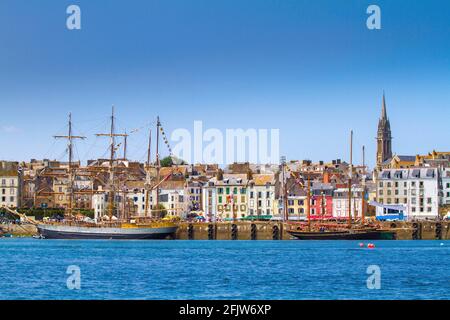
[3,221,450,240]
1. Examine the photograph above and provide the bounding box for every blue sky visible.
[0,0,449,168]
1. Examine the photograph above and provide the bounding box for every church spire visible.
[381,91,387,120]
[376,92,392,169]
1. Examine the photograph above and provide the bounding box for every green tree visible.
[160,156,173,167]
[153,204,168,218]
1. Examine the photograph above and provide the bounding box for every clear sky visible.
[0,0,449,168]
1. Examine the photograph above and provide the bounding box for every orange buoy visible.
[367,243,375,249]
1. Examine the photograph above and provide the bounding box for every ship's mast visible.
[348,130,353,228]
[307,174,311,231]
[155,116,161,218]
[361,145,366,224]
[144,127,152,217]
[96,106,128,221]
[281,156,288,222]
[123,130,128,160]
[54,113,86,217]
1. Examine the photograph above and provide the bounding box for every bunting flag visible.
[158,121,173,156]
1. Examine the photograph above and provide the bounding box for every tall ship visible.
[9,108,178,239]
[285,131,395,240]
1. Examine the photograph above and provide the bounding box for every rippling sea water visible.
[0,239,449,300]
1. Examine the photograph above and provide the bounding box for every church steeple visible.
[376,92,392,169]
[381,92,387,120]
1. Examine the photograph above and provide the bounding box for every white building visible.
[377,168,440,219]
[0,161,21,208]
[440,167,450,205]
[92,193,106,220]
[332,187,363,220]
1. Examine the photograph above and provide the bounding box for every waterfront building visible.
[158,180,186,217]
[184,179,204,213]
[310,183,333,220]
[285,180,307,221]
[202,174,249,221]
[247,174,276,218]
[0,161,21,208]
[440,167,450,206]
[332,187,364,220]
[53,178,70,208]
[376,168,440,219]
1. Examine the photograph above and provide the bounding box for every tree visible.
[160,156,187,167]
[160,156,173,167]
[153,204,168,218]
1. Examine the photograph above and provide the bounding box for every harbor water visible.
[0,239,449,300]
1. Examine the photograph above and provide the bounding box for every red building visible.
[309,183,333,220]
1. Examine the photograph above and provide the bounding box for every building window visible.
[218,196,222,204]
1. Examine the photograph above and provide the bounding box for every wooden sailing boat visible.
[287,130,395,240]
[33,108,178,239]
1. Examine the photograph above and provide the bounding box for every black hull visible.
[287,230,395,240]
